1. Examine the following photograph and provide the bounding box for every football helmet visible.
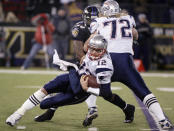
[82,6,99,27]
[101,0,120,17]
[88,34,108,60]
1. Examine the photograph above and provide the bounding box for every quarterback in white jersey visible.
[80,34,135,123]
[79,51,113,85]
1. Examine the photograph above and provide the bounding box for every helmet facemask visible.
[88,46,106,60]
[82,6,99,27]
[83,13,92,27]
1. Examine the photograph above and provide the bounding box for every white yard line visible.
[0,69,65,75]
[88,127,98,131]
[15,86,42,89]
[0,69,174,77]
[157,87,174,92]
[111,86,122,90]
[141,72,174,77]
[14,86,123,90]
[140,129,159,131]
[136,107,173,111]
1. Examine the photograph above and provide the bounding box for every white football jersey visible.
[90,15,136,55]
[78,53,113,84]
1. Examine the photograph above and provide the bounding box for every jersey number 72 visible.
[103,19,132,39]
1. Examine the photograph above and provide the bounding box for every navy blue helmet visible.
[82,6,99,27]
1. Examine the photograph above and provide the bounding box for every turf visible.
[0,69,173,131]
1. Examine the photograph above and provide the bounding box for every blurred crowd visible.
[0,0,174,24]
[0,0,174,70]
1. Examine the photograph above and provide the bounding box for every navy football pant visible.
[40,73,89,109]
[110,53,151,101]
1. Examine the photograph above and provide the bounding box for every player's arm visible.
[80,75,100,96]
[73,40,85,62]
[71,23,87,63]
[130,15,138,41]
[84,19,98,52]
[80,74,111,97]
[132,28,138,40]
[81,67,113,96]
[84,32,97,52]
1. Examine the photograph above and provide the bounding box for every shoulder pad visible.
[72,27,79,37]
[74,21,84,28]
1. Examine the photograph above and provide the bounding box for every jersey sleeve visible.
[71,22,90,43]
[130,15,136,28]
[96,68,113,84]
[71,25,81,40]
[95,57,113,84]
[90,19,98,34]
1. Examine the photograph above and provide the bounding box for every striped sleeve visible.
[96,68,113,84]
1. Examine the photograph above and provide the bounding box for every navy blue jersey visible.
[41,70,90,109]
[71,21,91,43]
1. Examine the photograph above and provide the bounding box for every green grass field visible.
[0,69,174,131]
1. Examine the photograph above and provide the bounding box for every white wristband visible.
[87,87,100,96]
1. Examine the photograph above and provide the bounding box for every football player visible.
[6,34,135,127]
[34,5,100,127]
[85,0,172,129]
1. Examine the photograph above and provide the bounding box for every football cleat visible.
[159,119,173,130]
[123,104,135,123]
[34,109,55,122]
[83,107,98,127]
[6,112,22,126]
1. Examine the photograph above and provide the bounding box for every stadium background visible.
[0,0,174,70]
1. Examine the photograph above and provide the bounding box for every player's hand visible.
[53,49,60,65]
[80,75,88,91]
[84,42,88,52]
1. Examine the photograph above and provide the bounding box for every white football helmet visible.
[101,0,120,17]
[88,34,108,60]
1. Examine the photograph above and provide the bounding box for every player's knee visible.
[100,90,112,100]
[42,83,53,94]
[40,102,47,109]
[41,88,48,95]
[40,99,51,109]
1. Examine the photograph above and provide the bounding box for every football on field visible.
[84,75,100,88]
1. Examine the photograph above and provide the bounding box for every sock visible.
[85,95,97,109]
[109,93,126,110]
[143,93,166,121]
[16,89,46,115]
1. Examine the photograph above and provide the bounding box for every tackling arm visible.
[73,40,85,62]
[132,28,138,40]
[84,32,97,52]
